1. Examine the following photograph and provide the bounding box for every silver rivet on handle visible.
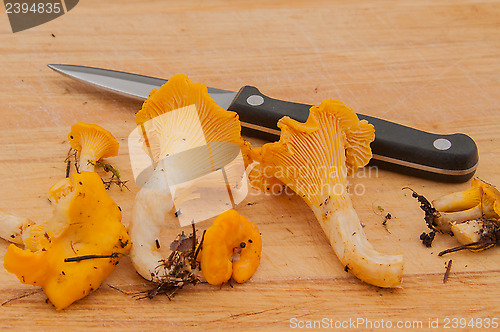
[433,138,452,151]
[247,95,264,106]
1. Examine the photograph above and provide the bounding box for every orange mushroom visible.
[129,74,251,281]
[249,99,403,288]
[199,209,262,285]
[46,122,119,204]
[68,122,119,172]
[3,171,130,310]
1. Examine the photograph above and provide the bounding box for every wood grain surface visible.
[0,0,499,330]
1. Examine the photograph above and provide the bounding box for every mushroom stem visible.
[79,153,97,172]
[439,218,499,255]
[311,194,403,288]
[451,219,483,246]
[129,168,175,281]
[0,210,34,245]
[434,205,483,232]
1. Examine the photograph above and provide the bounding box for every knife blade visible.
[48,64,478,183]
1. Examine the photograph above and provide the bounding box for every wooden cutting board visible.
[0,0,499,330]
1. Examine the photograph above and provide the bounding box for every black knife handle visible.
[229,85,478,183]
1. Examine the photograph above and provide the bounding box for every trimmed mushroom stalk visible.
[451,220,484,246]
[440,219,499,255]
[408,179,500,254]
[249,99,403,288]
[0,210,34,245]
[408,180,499,232]
[433,206,483,233]
[129,74,251,281]
[68,122,119,172]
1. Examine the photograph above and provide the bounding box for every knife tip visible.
[47,64,59,72]
[47,64,70,73]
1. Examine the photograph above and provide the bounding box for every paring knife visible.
[48,64,478,183]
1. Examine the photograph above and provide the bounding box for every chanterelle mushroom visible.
[68,122,119,172]
[129,74,251,281]
[3,171,130,310]
[249,99,403,288]
[2,122,120,244]
[46,122,120,204]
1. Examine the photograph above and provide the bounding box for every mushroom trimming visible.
[249,99,404,288]
[129,74,251,281]
[408,178,500,254]
[199,209,262,285]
